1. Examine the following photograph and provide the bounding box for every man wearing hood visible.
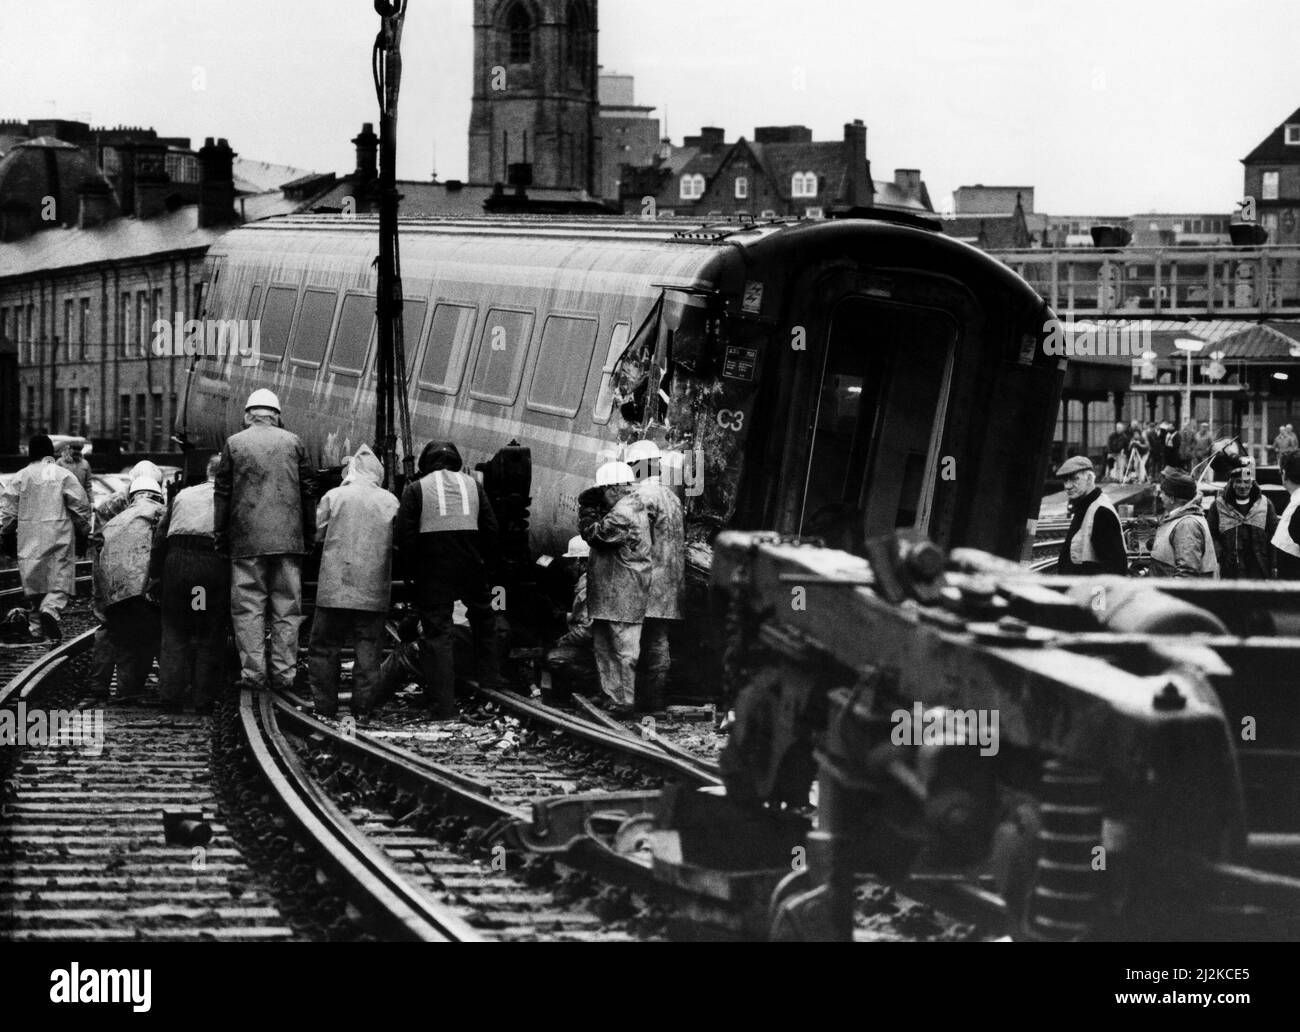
[308,445,398,720]
[98,477,168,698]
[1150,466,1219,578]
[397,440,501,719]
[90,460,164,694]
[1207,456,1277,579]
[0,434,92,642]
[1055,456,1128,576]
[149,455,230,713]
[214,390,316,693]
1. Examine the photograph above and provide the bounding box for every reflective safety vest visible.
[1272,487,1300,560]
[1151,505,1219,577]
[1070,490,1119,566]
[167,482,215,537]
[418,469,479,533]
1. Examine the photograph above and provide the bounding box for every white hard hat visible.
[563,535,590,559]
[129,476,162,497]
[245,388,281,412]
[595,461,636,487]
[625,439,662,463]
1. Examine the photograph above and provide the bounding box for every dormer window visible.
[680,173,705,200]
[1287,124,1300,145]
[734,176,748,199]
[506,3,532,64]
[791,172,818,198]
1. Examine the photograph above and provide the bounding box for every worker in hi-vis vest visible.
[1271,453,1300,579]
[1149,466,1219,578]
[397,441,502,719]
[1055,455,1128,576]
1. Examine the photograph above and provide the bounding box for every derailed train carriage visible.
[182,212,1300,939]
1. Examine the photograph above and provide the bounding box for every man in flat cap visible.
[1149,466,1219,578]
[1056,455,1128,576]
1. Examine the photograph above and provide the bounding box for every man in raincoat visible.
[579,461,652,716]
[98,477,167,697]
[90,460,165,694]
[214,389,316,693]
[308,445,398,721]
[625,439,685,713]
[149,455,230,713]
[0,435,91,642]
[397,441,501,719]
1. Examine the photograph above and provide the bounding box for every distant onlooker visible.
[1145,421,1166,474]
[58,443,91,498]
[1274,424,1299,469]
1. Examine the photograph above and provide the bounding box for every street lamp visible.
[1174,337,1205,425]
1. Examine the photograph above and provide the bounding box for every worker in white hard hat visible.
[543,534,597,699]
[625,439,685,713]
[214,388,316,692]
[95,476,168,700]
[149,454,230,713]
[578,461,652,716]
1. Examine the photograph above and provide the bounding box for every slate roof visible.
[1243,105,1300,163]
[1213,322,1300,361]
[0,206,224,279]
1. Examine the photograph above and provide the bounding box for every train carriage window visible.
[329,292,375,374]
[402,300,428,380]
[288,288,337,367]
[469,308,534,405]
[417,303,477,393]
[259,285,298,362]
[527,315,598,417]
[592,322,631,423]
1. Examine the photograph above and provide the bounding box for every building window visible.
[79,297,90,359]
[734,176,748,199]
[80,387,91,436]
[120,395,131,448]
[792,172,818,198]
[1287,125,1300,145]
[26,386,36,436]
[135,392,146,451]
[137,291,149,355]
[151,391,163,451]
[63,298,73,357]
[566,2,589,77]
[506,3,532,64]
[1263,171,1280,201]
[1263,211,1279,239]
[119,292,130,356]
[679,173,704,200]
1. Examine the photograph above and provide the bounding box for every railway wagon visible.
[181,212,1063,564]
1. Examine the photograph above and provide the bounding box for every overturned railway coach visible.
[181,213,1062,562]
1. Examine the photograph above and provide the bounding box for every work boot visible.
[39,612,61,643]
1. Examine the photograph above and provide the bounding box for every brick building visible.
[0,129,303,455]
[621,121,932,219]
[1242,104,1300,245]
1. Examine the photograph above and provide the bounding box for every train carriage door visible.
[798,297,956,551]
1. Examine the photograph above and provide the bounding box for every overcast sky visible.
[2,0,1298,214]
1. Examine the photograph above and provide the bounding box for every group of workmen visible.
[0,388,685,720]
[1056,450,1300,580]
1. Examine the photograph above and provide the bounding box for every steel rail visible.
[238,689,484,942]
[472,685,722,787]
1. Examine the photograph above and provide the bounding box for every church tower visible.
[468,0,599,195]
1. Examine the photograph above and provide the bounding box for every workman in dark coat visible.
[1055,455,1128,576]
[397,441,502,718]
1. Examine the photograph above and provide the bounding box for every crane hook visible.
[374,0,401,17]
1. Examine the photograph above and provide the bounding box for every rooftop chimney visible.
[684,127,725,152]
[198,137,237,228]
[77,177,116,228]
[131,141,170,219]
[353,122,378,185]
[843,120,871,206]
[894,169,921,200]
